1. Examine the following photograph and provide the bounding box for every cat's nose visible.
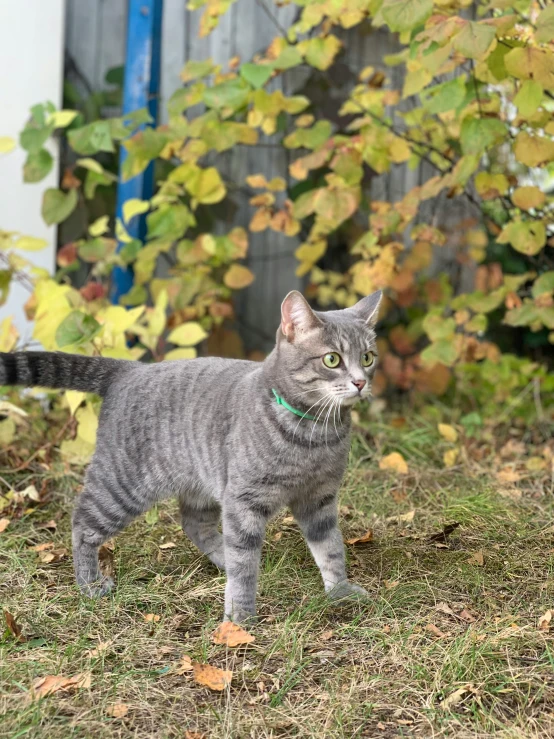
[352,380,366,392]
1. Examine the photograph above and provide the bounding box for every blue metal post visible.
[111,0,164,305]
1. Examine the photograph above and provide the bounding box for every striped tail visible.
[0,352,128,396]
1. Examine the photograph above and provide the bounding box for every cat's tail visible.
[0,352,128,397]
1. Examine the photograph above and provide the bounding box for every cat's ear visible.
[349,290,382,327]
[280,291,322,341]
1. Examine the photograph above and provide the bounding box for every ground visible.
[1,407,554,738]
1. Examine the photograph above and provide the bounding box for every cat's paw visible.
[223,608,257,626]
[327,580,370,602]
[79,576,115,598]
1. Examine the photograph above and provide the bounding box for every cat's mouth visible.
[340,388,371,406]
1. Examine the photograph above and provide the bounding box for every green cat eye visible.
[323,352,342,369]
[361,351,375,368]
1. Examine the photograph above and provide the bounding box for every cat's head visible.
[274,290,382,411]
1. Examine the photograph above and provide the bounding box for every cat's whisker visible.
[310,394,335,447]
[291,390,335,443]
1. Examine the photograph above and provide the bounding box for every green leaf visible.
[20,124,54,154]
[421,77,466,115]
[68,121,114,155]
[146,204,195,241]
[180,59,218,83]
[460,118,505,155]
[283,120,332,150]
[240,63,273,89]
[55,311,101,347]
[23,149,53,183]
[79,238,112,263]
[381,0,433,33]
[168,322,208,346]
[119,239,143,265]
[122,128,169,181]
[421,339,459,367]
[532,271,554,298]
[119,284,148,306]
[272,45,303,71]
[41,188,78,226]
[452,21,496,60]
[202,79,250,116]
[536,5,554,44]
[422,314,456,341]
[303,36,342,71]
[514,80,543,118]
[185,166,226,205]
[84,169,116,200]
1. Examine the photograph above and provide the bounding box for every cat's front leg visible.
[291,491,370,602]
[222,492,270,623]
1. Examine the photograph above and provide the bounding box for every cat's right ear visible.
[280,291,321,341]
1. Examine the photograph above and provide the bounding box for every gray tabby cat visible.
[0,290,381,622]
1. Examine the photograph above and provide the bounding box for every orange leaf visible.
[174,655,194,674]
[159,541,176,550]
[223,264,255,290]
[4,610,24,641]
[29,672,91,701]
[538,609,552,631]
[144,613,161,623]
[467,551,484,566]
[0,517,10,533]
[346,529,374,545]
[379,452,409,475]
[426,623,446,638]
[211,621,255,647]
[106,703,129,718]
[193,662,232,691]
[29,542,54,552]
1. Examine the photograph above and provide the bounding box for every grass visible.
[1,409,554,738]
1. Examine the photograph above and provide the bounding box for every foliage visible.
[2,0,554,459]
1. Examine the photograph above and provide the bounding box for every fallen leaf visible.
[467,550,484,567]
[20,484,40,502]
[174,655,194,674]
[282,515,295,525]
[106,703,129,718]
[386,510,415,525]
[211,622,255,647]
[38,547,67,564]
[443,448,459,468]
[39,519,57,531]
[377,723,386,731]
[346,529,373,545]
[29,542,54,552]
[428,522,460,544]
[193,662,232,691]
[438,423,458,442]
[384,580,399,589]
[379,452,409,475]
[0,518,10,533]
[144,614,161,623]
[538,609,552,631]
[436,602,456,617]
[499,439,526,458]
[273,531,283,542]
[526,456,547,472]
[496,468,521,484]
[441,684,474,710]
[29,672,91,701]
[185,732,206,739]
[458,608,477,623]
[159,541,177,550]
[84,640,112,658]
[426,623,446,638]
[320,630,334,641]
[4,610,24,641]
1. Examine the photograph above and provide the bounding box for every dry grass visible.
[2,412,554,738]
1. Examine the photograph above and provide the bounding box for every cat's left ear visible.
[348,290,382,327]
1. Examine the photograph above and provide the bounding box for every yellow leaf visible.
[0,316,18,353]
[443,449,459,468]
[76,403,98,447]
[514,132,554,168]
[379,452,409,475]
[223,264,255,289]
[123,198,150,224]
[89,216,110,237]
[504,46,554,89]
[76,158,104,174]
[438,423,458,443]
[474,172,508,200]
[48,110,78,128]
[65,390,86,416]
[167,322,208,346]
[0,136,16,154]
[512,186,546,211]
[164,348,197,361]
[187,167,226,205]
[389,137,411,163]
[116,218,133,244]
[193,662,232,691]
[15,236,48,252]
[211,622,255,647]
[102,305,145,333]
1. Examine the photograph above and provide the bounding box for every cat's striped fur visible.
[0,290,381,622]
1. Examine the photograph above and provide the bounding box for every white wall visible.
[0,0,65,344]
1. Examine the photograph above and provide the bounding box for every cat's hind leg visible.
[179,499,225,570]
[72,464,149,597]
